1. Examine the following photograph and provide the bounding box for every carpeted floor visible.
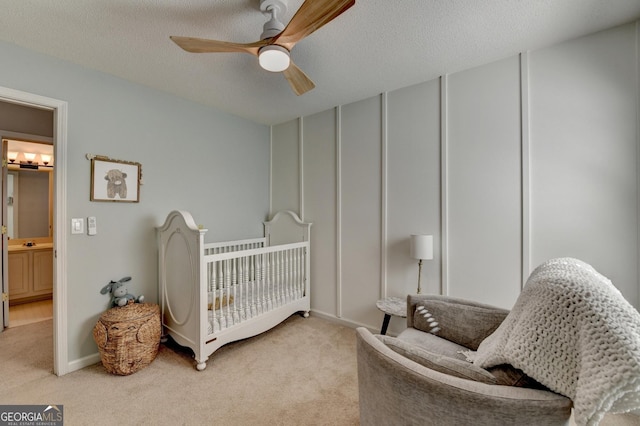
[0,314,360,425]
[2,315,638,426]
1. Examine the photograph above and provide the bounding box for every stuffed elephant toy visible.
[100,276,144,307]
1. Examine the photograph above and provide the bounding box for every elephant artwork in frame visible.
[90,156,141,203]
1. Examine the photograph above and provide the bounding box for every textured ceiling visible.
[1,0,639,125]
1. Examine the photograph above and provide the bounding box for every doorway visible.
[0,86,68,376]
[3,137,55,328]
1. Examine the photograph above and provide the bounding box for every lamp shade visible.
[410,234,433,260]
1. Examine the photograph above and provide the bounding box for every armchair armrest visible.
[407,295,509,350]
[356,327,572,426]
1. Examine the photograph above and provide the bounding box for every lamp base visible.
[416,259,423,294]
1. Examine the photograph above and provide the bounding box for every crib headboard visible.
[264,210,312,246]
[156,210,207,347]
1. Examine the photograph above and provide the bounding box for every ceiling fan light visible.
[258,45,290,72]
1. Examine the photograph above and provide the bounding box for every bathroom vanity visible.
[8,241,53,305]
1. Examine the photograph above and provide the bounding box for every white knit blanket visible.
[469,258,640,425]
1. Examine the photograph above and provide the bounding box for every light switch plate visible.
[71,218,84,234]
[87,216,97,235]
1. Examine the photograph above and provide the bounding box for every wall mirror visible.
[3,139,54,242]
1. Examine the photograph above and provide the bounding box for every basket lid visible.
[100,303,159,323]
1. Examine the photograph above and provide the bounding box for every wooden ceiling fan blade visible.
[283,61,316,96]
[170,36,270,55]
[276,0,355,48]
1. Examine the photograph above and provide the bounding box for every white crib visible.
[157,210,311,370]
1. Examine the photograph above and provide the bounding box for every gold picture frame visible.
[90,157,141,203]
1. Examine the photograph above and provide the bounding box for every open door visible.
[1,138,7,331]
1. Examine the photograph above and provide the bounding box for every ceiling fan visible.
[170,0,355,96]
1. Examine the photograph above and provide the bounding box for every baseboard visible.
[66,352,101,374]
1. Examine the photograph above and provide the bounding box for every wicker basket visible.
[93,302,161,375]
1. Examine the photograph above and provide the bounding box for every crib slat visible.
[296,248,301,299]
[273,251,279,308]
[266,252,273,312]
[288,250,292,302]
[283,250,288,304]
[242,255,251,319]
[278,251,282,306]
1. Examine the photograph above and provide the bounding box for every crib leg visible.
[194,353,209,371]
[302,311,310,318]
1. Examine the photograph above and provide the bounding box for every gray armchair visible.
[356,294,572,425]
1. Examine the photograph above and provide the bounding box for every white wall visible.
[301,109,337,316]
[447,55,523,306]
[529,23,639,304]
[271,22,640,334]
[340,97,382,326]
[387,81,441,298]
[271,120,299,214]
[0,41,270,364]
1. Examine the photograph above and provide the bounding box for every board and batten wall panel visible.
[271,21,640,333]
[446,56,523,309]
[271,119,300,215]
[340,96,382,324]
[529,24,639,307]
[387,80,442,299]
[302,109,338,316]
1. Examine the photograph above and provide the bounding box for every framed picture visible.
[90,157,141,202]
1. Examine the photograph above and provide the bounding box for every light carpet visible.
[2,315,638,425]
[0,314,359,425]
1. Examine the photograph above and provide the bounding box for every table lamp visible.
[410,234,433,294]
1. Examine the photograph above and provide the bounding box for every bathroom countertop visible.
[8,242,53,252]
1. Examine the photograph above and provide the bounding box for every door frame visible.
[0,85,68,376]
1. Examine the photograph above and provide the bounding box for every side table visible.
[375,296,407,335]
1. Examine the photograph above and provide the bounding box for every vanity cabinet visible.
[8,245,53,305]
